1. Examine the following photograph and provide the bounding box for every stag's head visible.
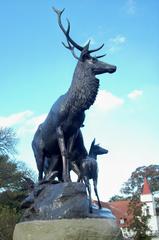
[53,7,116,76]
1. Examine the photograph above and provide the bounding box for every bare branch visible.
[0,127,18,156]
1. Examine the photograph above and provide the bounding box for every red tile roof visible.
[97,200,133,227]
[93,178,152,228]
[142,177,151,195]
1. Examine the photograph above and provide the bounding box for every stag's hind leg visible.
[32,139,45,182]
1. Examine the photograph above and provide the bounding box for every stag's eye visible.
[87,58,97,64]
[92,58,98,63]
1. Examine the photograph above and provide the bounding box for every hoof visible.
[89,207,93,214]
[64,178,71,183]
[63,174,71,182]
[45,171,59,182]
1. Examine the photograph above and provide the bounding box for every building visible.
[140,177,159,235]
[100,200,133,238]
[100,177,159,239]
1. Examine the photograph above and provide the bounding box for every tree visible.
[109,194,129,202]
[118,165,159,240]
[127,195,152,240]
[0,154,35,207]
[0,127,35,240]
[0,155,35,240]
[0,127,35,193]
[121,165,159,196]
[0,206,20,240]
[0,127,18,156]
[0,154,35,193]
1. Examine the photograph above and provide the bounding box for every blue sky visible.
[0,0,159,200]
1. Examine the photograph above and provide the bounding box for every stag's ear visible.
[90,138,95,149]
[92,138,96,145]
[89,138,95,155]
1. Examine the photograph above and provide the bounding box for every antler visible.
[53,7,106,57]
[95,54,106,59]
[53,7,84,51]
[88,44,104,54]
[62,40,80,60]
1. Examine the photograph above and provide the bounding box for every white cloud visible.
[0,91,123,140]
[17,114,47,137]
[0,110,46,137]
[110,35,126,45]
[0,111,33,127]
[108,35,126,53]
[125,0,136,15]
[25,114,47,129]
[128,89,143,100]
[0,91,124,133]
[94,90,124,111]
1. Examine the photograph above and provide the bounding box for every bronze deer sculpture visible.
[79,139,108,213]
[32,7,116,182]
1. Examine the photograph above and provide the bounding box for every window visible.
[120,218,125,224]
[146,207,150,216]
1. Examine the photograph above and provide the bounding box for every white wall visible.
[141,193,159,233]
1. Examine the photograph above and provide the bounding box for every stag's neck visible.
[89,152,97,160]
[66,62,99,113]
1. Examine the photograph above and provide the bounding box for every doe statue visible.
[77,139,108,213]
[32,7,116,183]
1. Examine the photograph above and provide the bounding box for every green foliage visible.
[0,154,35,192]
[109,194,130,202]
[0,191,26,211]
[0,156,34,240]
[127,195,152,240]
[0,154,35,212]
[121,165,159,196]
[0,155,22,191]
[118,165,159,239]
[0,206,20,240]
[0,127,35,239]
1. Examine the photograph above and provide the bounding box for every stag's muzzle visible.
[92,61,117,75]
[108,65,117,74]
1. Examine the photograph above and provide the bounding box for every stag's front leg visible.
[71,161,81,182]
[56,126,70,182]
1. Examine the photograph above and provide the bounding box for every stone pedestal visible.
[17,182,123,239]
[21,182,89,221]
[13,219,123,240]
[21,182,116,221]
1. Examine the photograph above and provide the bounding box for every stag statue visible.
[32,7,116,182]
[44,129,88,182]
